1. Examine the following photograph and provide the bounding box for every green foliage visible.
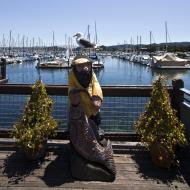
[135,76,187,157]
[13,80,58,152]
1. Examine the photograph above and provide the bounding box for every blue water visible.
[6,56,190,89]
[2,56,190,131]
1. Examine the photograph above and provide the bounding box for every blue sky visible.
[0,0,189,46]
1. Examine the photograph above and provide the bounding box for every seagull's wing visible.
[79,38,95,48]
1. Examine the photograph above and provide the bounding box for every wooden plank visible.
[1,186,189,190]
[0,84,173,97]
[0,131,139,141]
[0,143,190,189]
[0,172,189,189]
[0,164,189,187]
[1,166,187,184]
[1,176,189,189]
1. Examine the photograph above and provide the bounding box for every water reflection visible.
[151,68,189,86]
[6,56,190,89]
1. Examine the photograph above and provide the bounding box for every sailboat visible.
[36,32,70,69]
[150,22,190,69]
[63,36,75,66]
[88,22,104,69]
[89,51,104,69]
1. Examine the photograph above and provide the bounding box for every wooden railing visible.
[0,83,172,96]
[0,79,188,141]
[180,87,190,143]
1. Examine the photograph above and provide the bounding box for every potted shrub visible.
[13,80,58,160]
[135,76,187,168]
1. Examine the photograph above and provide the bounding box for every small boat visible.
[36,58,71,69]
[89,53,104,69]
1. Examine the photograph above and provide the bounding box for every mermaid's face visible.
[75,62,92,73]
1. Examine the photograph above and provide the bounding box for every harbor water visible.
[1,56,190,132]
[6,56,190,89]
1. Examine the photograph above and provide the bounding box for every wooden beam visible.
[0,128,139,141]
[0,84,173,97]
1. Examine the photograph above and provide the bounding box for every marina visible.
[1,54,190,132]
[1,0,190,189]
[1,56,189,89]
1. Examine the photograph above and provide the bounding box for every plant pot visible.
[150,141,174,168]
[24,140,47,161]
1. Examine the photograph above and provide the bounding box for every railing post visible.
[172,79,184,119]
[0,59,2,79]
[0,58,6,80]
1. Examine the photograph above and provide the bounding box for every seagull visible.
[73,32,97,49]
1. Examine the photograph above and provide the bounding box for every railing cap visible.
[180,88,190,96]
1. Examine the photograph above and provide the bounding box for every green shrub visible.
[135,76,187,157]
[13,80,58,152]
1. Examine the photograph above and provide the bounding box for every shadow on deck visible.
[0,140,190,189]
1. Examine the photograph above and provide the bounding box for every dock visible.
[153,66,190,69]
[0,139,190,190]
[36,63,104,69]
[36,61,72,69]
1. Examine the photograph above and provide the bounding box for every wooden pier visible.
[0,139,190,190]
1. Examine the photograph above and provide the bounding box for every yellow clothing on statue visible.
[68,70,103,117]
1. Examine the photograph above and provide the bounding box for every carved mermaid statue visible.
[69,89,116,181]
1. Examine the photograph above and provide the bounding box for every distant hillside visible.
[101,42,190,52]
[106,42,190,48]
[158,42,190,47]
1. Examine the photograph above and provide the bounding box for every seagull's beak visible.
[73,34,77,37]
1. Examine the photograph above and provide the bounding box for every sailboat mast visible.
[26,37,28,54]
[8,30,12,55]
[65,34,67,49]
[165,21,168,52]
[2,34,5,55]
[32,37,35,54]
[150,31,152,56]
[87,25,90,41]
[53,31,55,57]
[94,21,98,44]
[22,35,25,57]
[17,33,20,55]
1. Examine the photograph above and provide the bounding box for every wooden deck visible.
[0,139,190,190]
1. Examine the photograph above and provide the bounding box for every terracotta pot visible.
[24,140,47,161]
[150,141,174,168]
